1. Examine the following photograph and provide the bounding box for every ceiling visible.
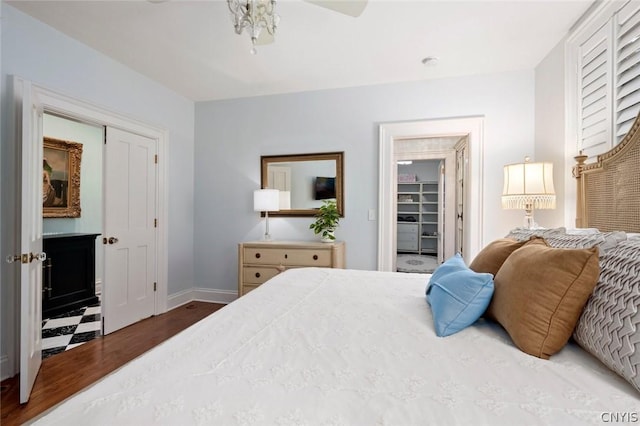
[7,0,594,102]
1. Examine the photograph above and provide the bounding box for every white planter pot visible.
[320,230,335,243]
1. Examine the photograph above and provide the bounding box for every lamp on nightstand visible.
[502,157,556,229]
[254,189,280,240]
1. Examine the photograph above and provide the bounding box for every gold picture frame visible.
[43,137,82,218]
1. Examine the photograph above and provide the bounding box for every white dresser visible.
[397,223,419,252]
[238,241,346,297]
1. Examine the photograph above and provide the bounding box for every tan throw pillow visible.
[486,243,600,359]
[469,237,543,276]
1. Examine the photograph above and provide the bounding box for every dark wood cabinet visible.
[43,233,100,318]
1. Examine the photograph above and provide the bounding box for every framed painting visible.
[43,137,82,218]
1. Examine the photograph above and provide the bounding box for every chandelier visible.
[227,0,279,54]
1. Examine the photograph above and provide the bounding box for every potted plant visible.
[309,199,340,242]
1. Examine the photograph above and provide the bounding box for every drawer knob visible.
[313,254,318,260]
[255,272,261,278]
[284,254,288,259]
[255,253,261,259]
[277,265,285,272]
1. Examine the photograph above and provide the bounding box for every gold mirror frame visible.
[43,137,82,218]
[261,151,344,217]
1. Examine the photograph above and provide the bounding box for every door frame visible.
[378,116,484,271]
[10,80,169,378]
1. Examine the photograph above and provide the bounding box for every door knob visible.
[108,237,119,244]
[6,253,46,264]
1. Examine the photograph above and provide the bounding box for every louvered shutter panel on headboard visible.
[578,20,613,158]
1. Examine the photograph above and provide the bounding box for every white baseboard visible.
[166,288,237,311]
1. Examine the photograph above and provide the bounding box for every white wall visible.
[0,4,195,379]
[534,37,568,229]
[194,70,536,292]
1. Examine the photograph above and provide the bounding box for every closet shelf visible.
[397,181,440,256]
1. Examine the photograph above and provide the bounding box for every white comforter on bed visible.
[33,268,639,425]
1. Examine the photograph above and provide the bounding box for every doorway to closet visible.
[394,137,466,274]
[377,116,484,272]
[396,159,444,273]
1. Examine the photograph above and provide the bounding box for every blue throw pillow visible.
[426,254,494,337]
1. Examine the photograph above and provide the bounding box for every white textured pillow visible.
[505,228,626,255]
[573,239,640,393]
[504,227,564,241]
[565,228,600,235]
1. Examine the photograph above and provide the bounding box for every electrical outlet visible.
[368,209,376,221]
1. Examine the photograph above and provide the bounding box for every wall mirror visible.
[261,151,344,217]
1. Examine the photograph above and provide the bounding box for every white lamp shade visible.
[502,161,556,210]
[279,190,291,210]
[254,189,280,212]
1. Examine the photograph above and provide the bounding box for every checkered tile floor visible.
[41,303,102,359]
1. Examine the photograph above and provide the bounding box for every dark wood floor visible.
[1,301,224,426]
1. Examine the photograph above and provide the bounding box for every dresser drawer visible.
[285,249,331,267]
[243,266,281,284]
[397,232,418,243]
[243,247,332,267]
[398,223,419,234]
[397,239,419,251]
[243,283,261,294]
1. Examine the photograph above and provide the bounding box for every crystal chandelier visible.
[227,0,279,54]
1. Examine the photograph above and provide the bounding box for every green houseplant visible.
[309,199,340,242]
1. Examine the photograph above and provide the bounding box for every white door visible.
[15,78,45,403]
[455,142,468,256]
[268,165,291,191]
[103,127,157,334]
[437,161,445,263]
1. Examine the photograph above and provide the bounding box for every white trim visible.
[29,83,169,316]
[565,34,580,228]
[378,117,484,271]
[167,288,236,310]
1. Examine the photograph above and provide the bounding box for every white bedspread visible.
[32,268,639,425]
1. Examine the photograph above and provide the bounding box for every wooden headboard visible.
[574,115,640,233]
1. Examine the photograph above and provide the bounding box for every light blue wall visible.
[42,113,104,285]
[0,3,195,379]
[1,4,195,295]
[194,70,536,292]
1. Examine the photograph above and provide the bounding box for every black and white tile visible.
[41,303,101,359]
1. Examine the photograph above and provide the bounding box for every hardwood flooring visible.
[1,301,224,426]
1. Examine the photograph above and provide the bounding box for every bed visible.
[31,124,640,424]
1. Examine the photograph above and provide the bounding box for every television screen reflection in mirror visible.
[314,177,336,200]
